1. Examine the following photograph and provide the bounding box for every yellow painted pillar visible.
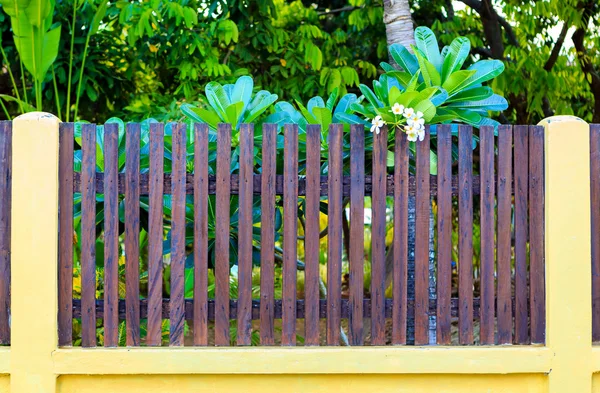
[540,116,592,393]
[10,113,60,392]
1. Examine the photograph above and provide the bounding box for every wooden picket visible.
[49,121,551,347]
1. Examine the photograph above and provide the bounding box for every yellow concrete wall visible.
[0,114,595,392]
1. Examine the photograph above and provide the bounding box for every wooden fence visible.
[49,121,547,347]
[0,113,598,392]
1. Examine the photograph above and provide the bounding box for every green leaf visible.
[89,0,109,35]
[359,84,383,108]
[308,96,325,116]
[384,71,413,88]
[181,104,220,130]
[441,70,477,95]
[388,86,402,107]
[326,87,339,111]
[414,26,443,72]
[312,107,333,129]
[225,101,244,126]
[414,48,441,87]
[446,86,493,103]
[447,94,508,111]
[334,94,357,114]
[0,94,35,112]
[205,81,230,121]
[413,99,436,122]
[441,37,470,82]
[245,93,278,123]
[230,76,253,113]
[408,87,439,108]
[24,0,52,27]
[463,60,505,91]
[388,43,419,75]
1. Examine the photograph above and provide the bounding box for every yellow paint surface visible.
[57,374,548,393]
[0,376,9,393]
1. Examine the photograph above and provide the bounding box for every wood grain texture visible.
[193,123,209,346]
[513,125,529,344]
[327,124,343,346]
[58,122,73,347]
[282,124,298,346]
[169,123,186,346]
[304,124,321,346]
[125,123,141,347]
[458,125,474,345]
[147,122,164,346]
[349,124,365,346]
[103,123,119,347]
[414,127,430,346]
[592,124,600,342]
[215,123,231,346]
[259,124,276,346]
[392,127,409,345]
[237,124,254,346]
[81,123,97,348]
[497,125,513,344]
[479,126,495,345]
[435,124,452,345]
[529,125,546,344]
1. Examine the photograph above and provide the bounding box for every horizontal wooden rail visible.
[72,297,516,320]
[72,172,506,196]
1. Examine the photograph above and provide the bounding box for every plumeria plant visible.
[371,103,426,142]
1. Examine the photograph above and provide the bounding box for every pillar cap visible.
[538,115,587,127]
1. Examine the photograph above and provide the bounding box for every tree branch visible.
[544,22,569,71]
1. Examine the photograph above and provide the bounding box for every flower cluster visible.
[369,103,426,142]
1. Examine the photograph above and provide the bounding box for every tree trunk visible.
[383,0,436,344]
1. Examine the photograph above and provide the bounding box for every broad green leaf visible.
[388,43,419,75]
[40,24,61,81]
[407,87,439,108]
[326,88,339,111]
[225,101,244,126]
[0,0,31,18]
[385,71,413,88]
[24,0,51,27]
[441,37,470,82]
[359,84,383,108]
[388,86,402,107]
[334,93,357,114]
[442,70,477,95]
[446,86,493,103]
[205,81,230,121]
[245,93,278,123]
[0,94,36,112]
[230,76,253,112]
[413,99,436,122]
[463,60,505,91]
[414,48,441,87]
[89,0,109,35]
[414,26,443,72]
[295,99,317,124]
[431,88,448,106]
[334,112,370,127]
[447,94,508,111]
[181,104,220,130]
[446,108,482,126]
[312,107,332,129]
[308,96,325,116]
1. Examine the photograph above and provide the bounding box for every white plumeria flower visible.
[370,115,385,134]
[403,107,415,118]
[405,124,418,142]
[390,103,405,115]
[407,111,425,128]
[417,127,426,141]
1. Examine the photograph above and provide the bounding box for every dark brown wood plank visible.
[103,123,119,347]
[513,125,529,344]
[497,125,513,344]
[282,124,298,346]
[125,123,141,347]
[74,172,502,197]
[169,123,186,346]
[147,122,164,346]
[349,124,365,346]
[74,296,520,320]
[260,124,277,345]
[392,127,409,345]
[0,121,11,345]
[237,124,254,346]
[479,125,495,345]
[304,124,321,346]
[529,125,546,344]
[58,122,73,347]
[215,123,232,346]
[458,125,474,345]
[81,123,97,348]
[592,124,600,342]
[193,123,209,346]
[327,124,343,346]
[415,127,430,345]
[436,124,452,345]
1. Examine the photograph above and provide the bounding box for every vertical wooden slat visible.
[497,125,513,344]
[282,124,298,346]
[237,123,254,346]
[392,127,409,345]
[592,124,600,342]
[529,125,546,344]
[436,124,452,345]
[103,123,119,347]
[349,124,365,346]
[215,123,231,346]
[327,124,343,346]
[514,125,529,344]
[125,123,141,347]
[193,123,209,346]
[415,127,430,346]
[0,121,10,345]
[147,122,164,346]
[479,125,495,345]
[304,124,321,346]
[458,125,474,345]
[81,123,97,347]
[58,122,73,347]
[371,126,387,346]
[260,124,276,345]
[170,123,186,346]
